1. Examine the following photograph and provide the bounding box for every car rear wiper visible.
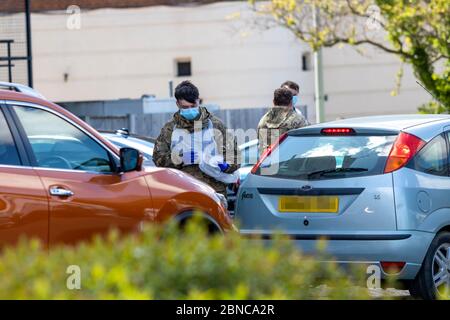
[307,167,368,179]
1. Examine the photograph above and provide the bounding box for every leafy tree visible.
[249,0,449,112]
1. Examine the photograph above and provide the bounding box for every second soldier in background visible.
[257,87,308,155]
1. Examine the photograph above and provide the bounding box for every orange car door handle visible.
[49,187,74,197]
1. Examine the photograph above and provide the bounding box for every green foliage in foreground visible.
[0,220,375,299]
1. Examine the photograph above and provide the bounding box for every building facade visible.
[3,1,431,122]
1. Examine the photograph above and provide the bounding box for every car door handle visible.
[49,187,74,197]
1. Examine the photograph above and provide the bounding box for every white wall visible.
[30,1,430,122]
[322,45,430,120]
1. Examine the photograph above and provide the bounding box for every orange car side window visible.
[13,105,113,173]
[0,109,21,166]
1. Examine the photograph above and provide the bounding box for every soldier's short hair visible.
[281,80,300,93]
[273,88,293,107]
[175,81,200,104]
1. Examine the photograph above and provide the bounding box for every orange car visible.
[0,82,233,247]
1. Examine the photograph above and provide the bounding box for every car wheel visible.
[409,232,450,300]
[176,212,223,235]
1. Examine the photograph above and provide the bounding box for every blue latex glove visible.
[182,151,199,165]
[218,162,230,172]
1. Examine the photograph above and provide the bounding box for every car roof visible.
[101,132,154,159]
[100,131,156,143]
[0,89,49,105]
[101,132,154,148]
[300,114,450,131]
[239,139,258,150]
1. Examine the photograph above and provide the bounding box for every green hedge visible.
[0,219,373,299]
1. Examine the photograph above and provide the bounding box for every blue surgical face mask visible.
[180,107,200,120]
[292,95,298,107]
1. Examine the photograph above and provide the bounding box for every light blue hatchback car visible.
[235,115,450,299]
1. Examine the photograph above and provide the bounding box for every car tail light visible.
[384,132,425,173]
[381,261,406,274]
[251,133,288,174]
[321,128,355,135]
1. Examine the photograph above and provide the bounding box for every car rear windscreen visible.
[255,134,397,180]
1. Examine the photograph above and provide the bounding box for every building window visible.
[302,52,312,71]
[175,59,192,77]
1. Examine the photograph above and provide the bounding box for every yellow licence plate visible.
[278,196,339,213]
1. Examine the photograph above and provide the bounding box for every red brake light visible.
[251,133,288,174]
[384,132,425,173]
[381,261,406,274]
[321,128,355,135]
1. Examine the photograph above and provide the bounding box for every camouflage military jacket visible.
[153,107,239,196]
[257,106,308,155]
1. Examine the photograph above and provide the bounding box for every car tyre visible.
[176,212,223,235]
[409,231,450,300]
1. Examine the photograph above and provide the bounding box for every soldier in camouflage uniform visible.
[153,81,239,197]
[257,87,308,155]
[280,80,310,122]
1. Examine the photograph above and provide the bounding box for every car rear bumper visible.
[240,230,435,280]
